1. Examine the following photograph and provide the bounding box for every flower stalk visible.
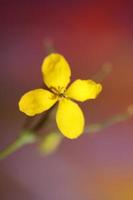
[0,130,36,160]
[86,105,133,134]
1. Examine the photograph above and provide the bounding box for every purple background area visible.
[0,1,133,200]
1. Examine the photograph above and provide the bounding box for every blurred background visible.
[0,1,133,199]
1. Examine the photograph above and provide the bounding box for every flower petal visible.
[19,89,57,116]
[66,79,102,102]
[42,53,71,93]
[56,98,84,139]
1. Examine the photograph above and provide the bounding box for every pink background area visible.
[0,1,133,200]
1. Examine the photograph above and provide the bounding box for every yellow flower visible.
[19,53,102,139]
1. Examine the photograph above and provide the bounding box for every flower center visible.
[50,86,66,99]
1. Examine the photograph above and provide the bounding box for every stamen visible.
[50,87,59,95]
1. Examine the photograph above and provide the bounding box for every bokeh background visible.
[0,1,133,200]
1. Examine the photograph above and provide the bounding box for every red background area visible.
[0,1,133,200]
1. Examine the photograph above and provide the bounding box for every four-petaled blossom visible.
[19,53,102,139]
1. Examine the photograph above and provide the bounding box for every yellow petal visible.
[19,89,57,116]
[56,98,84,139]
[42,53,71,93]
[66,79,102,102]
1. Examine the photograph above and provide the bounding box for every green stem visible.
[91,62,112,82]
[86,105,133,134]
[0,130,36,160]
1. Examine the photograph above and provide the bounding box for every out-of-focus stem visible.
[44,38,56,54]
[86,105,133,134]
[0,131,36,160]
[92,62,112,82]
